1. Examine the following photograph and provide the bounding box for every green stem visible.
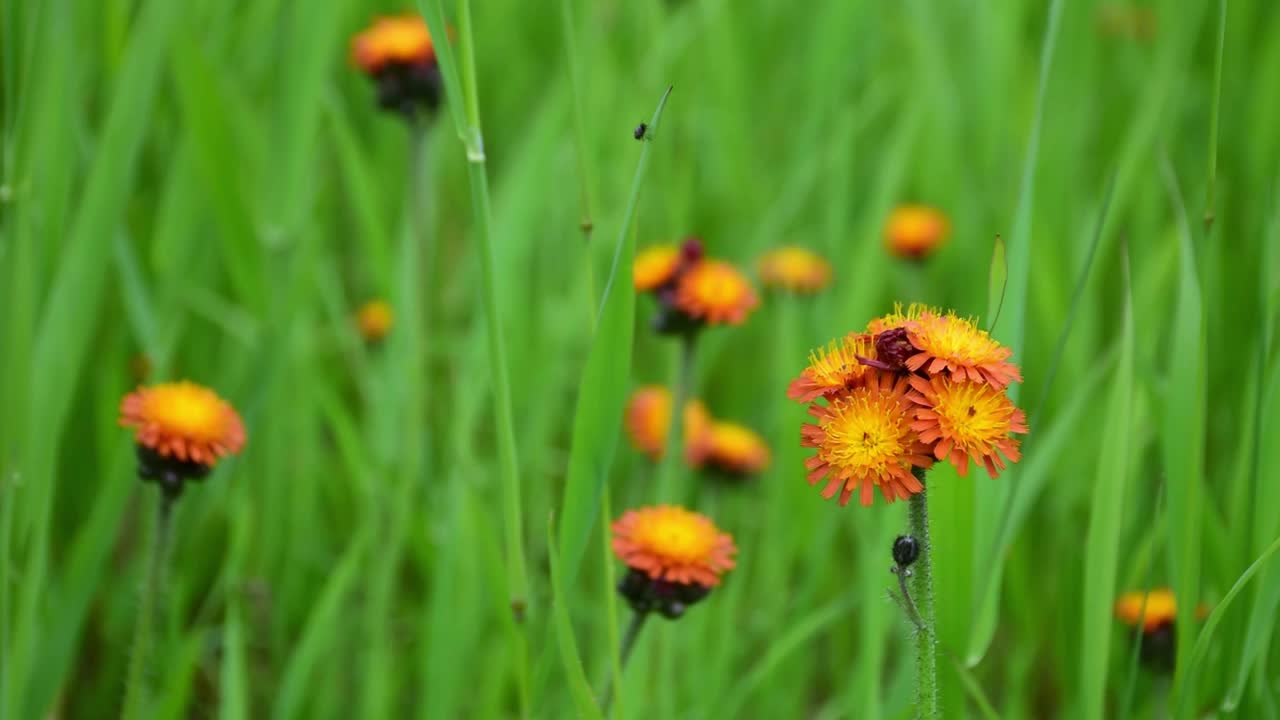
[601,610,650,716]
[121,491,175,720]
[907,471,939,719]
[656,334,697,502]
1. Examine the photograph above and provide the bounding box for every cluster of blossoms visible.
[633,238,759,335]
[611,505,737,619]
[624,386,771,479]
[788,303,1027,506]
[351,15,442,119]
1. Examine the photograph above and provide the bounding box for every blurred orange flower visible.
[675,260,759,326]
[705,421,771,476]
[624,386,712,464]
[757,246,832,294]
[885,205,949,260]
[612,505,737,587]
[356,299,394,342]
[351,15,435,73]
[120,382,246,468]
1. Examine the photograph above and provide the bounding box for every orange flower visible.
[674,260,759,326]
[634,245,680,291]
[757,246,832,294]
[801,371,932,506]
[351,15,435,73]
[907,375,1027,478]
[624,386,712,464]
[706,421,771,475]
[907,311,1022,387]
[788,333,877,403]
[885,205,949,260]
[356,300,394,342]
[612,505,737,587]
[120,382,246,467]
[1114,588,1179,633]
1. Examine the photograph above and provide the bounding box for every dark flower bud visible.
[874,327,917,373]
[893,535,920,567]
[616,568,712,620]
[679,237,705,266]
[135,444,210,501]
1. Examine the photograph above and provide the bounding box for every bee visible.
[633,122,648,140]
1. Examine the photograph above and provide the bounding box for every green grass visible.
[3,0,1280,717]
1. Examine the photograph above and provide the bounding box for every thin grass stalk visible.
[121,492,176,720]
[600,488,624,718]
[417,3,531,712]
[601,610,650,716]
[656,334,697,502]
[907,469,939,719]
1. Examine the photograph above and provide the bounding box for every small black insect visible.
[892,535,920,568]
[634,122,648,140]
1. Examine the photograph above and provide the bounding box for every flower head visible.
[624,386,712,464]
[612,505,737,587]
[705,421,771,477]
[633,244,680,291]
[356,299,394,343]
[351,15,442,117]
[908,376,1027,478]
[757,246,832,294]
[903,310,1022,388]
[121,382,246,497]
[1115,588,1179,633]
[674,260,759,326]
[788,333,877,403]
[801,371,932,506]
[885,205,949,260]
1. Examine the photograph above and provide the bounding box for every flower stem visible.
[121,491,175,720]
[601,610,650,716]
[656,333,697,502]
[907,470,939,719]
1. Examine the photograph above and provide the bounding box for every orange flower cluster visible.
[788,303,1027,506]
[633,238,758,335]
[624,386,770,478]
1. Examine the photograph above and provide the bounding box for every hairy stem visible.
[121,491,175,720]
[907,469,939,719]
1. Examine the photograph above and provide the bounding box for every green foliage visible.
[2,0,1278,717]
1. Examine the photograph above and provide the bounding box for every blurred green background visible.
[2,0,1279,717]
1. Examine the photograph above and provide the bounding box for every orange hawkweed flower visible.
[351,15,443,116]
[885,205,949,260]
[120,382,246,471]
[907,376,1027,478]
[1115,588,1179,633]
[624,386,712,464]
[612,505,737,587]
[788,333,877,403]
[705,421,771,476]
[352,15,435,73]
[757,246,832,294]
[801,371,932,506]
[903,310,1022,388]
[356,300,394,342]
[634,244,680,291]
[674,260,759,326]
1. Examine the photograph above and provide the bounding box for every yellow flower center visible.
[633,509,717,564]
[928,380,1013,450]
[819,389,913,475]
[142,383,228,442]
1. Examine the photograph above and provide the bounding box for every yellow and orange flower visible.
[757,246,832,294]
[706,421,771,476]
[624,386,712,464]
[356,299,394,342]
[120,382,246,467]
[612,505,737,587]
[788,333,877,403]
[885,205,949,260]
[634,244,680,291]
[902,310,1022,388]
[908,376,1027,478]
[351,15,436,74]
[674,260,759,326]
[801,371,932,506]
[1114,588,1179,633]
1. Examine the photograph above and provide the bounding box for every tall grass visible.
[2,0,1279,717]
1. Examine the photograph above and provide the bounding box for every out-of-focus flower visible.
[1096,5,1157,42]
[757,246,832,294]
[633,244,680,291]
[612,505,737,618]
[884,205,949,260]
[704,421,770,478]
[120,382,246,498]
[356,299,394,343]
[1115,589,1207,671]
[624,386,712,465]
[351,15,442,118]
[636,238,759,336]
